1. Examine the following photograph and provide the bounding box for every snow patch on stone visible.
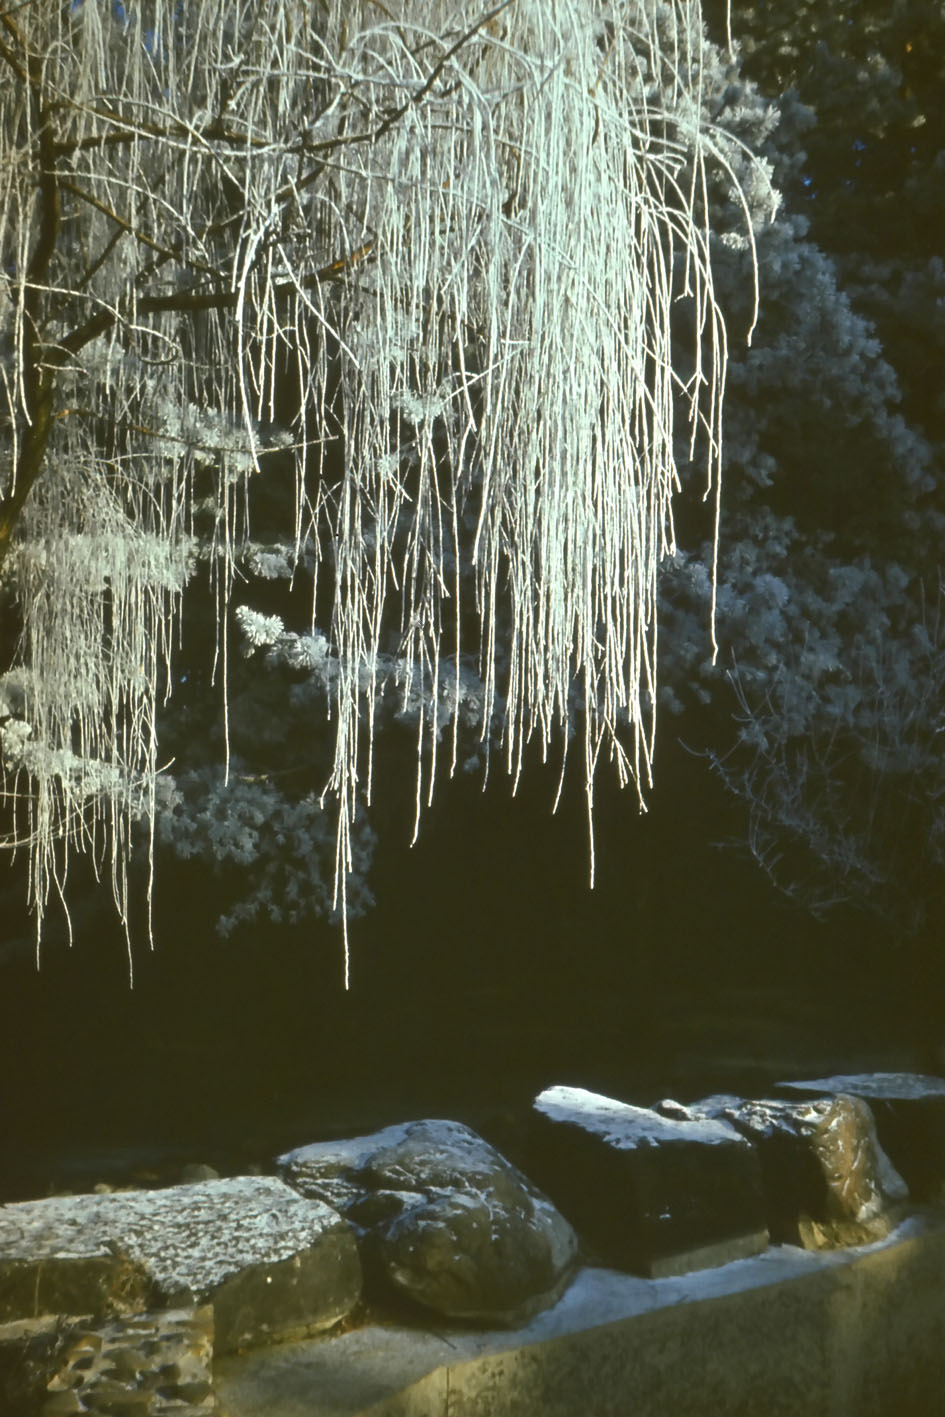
[0,1176,340,1298]
[535,1086,743,1148]
[777,1073,945,1101]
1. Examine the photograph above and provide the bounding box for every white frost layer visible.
[0,1176,342,1295]
[279,1120,442,1172]
[777,1073,945,1101]
[535,1086,743,1148]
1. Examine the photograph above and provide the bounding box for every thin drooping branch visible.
[0,0,768,978]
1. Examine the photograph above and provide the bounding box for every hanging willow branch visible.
[0,0,768,979]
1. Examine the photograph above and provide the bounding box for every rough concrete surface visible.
[215,1212,945,1417]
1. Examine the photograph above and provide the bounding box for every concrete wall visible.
[216,1215,945,1417]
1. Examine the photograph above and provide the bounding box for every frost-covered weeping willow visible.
[0,0,760,975]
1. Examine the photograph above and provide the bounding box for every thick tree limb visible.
[0,11,59,573]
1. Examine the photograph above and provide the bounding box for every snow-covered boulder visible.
[278,1119,578,1326]
[684,1093,909,1248]
[529,1086,768,1277]
[775,1073,945,1201]
[0,1176,361,1353]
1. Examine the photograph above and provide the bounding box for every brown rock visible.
[775,1072,945,1201]
[690,1093,909,1249]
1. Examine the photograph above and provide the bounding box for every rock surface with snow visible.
[528,1085,768,1277]
[0,1176,361,1353]
[683,1093,909,1248]
[278,1119,578,1326]
[775,1073,945,1200]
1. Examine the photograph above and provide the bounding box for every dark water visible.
[1,735,938,1200]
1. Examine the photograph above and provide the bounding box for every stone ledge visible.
[0,1177,362,1354]
[214,1211,945,1417]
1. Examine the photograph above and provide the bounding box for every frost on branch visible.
[302,0,766,962]
[0,0,766,973]
[233,607,286,654]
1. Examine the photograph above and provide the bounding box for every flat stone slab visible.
[529,1086,767,1276]
[215,1214,945,1417]
[0,1176,361,1353]
[776,1072,945,1104]
[775,1073,945,1200]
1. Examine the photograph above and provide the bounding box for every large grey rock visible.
[775,1072,945,1200]
[683,1093,909,1248]
[529,1085,768,1277]
[0,1176,361,1353]
[278,1119,578,1326]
